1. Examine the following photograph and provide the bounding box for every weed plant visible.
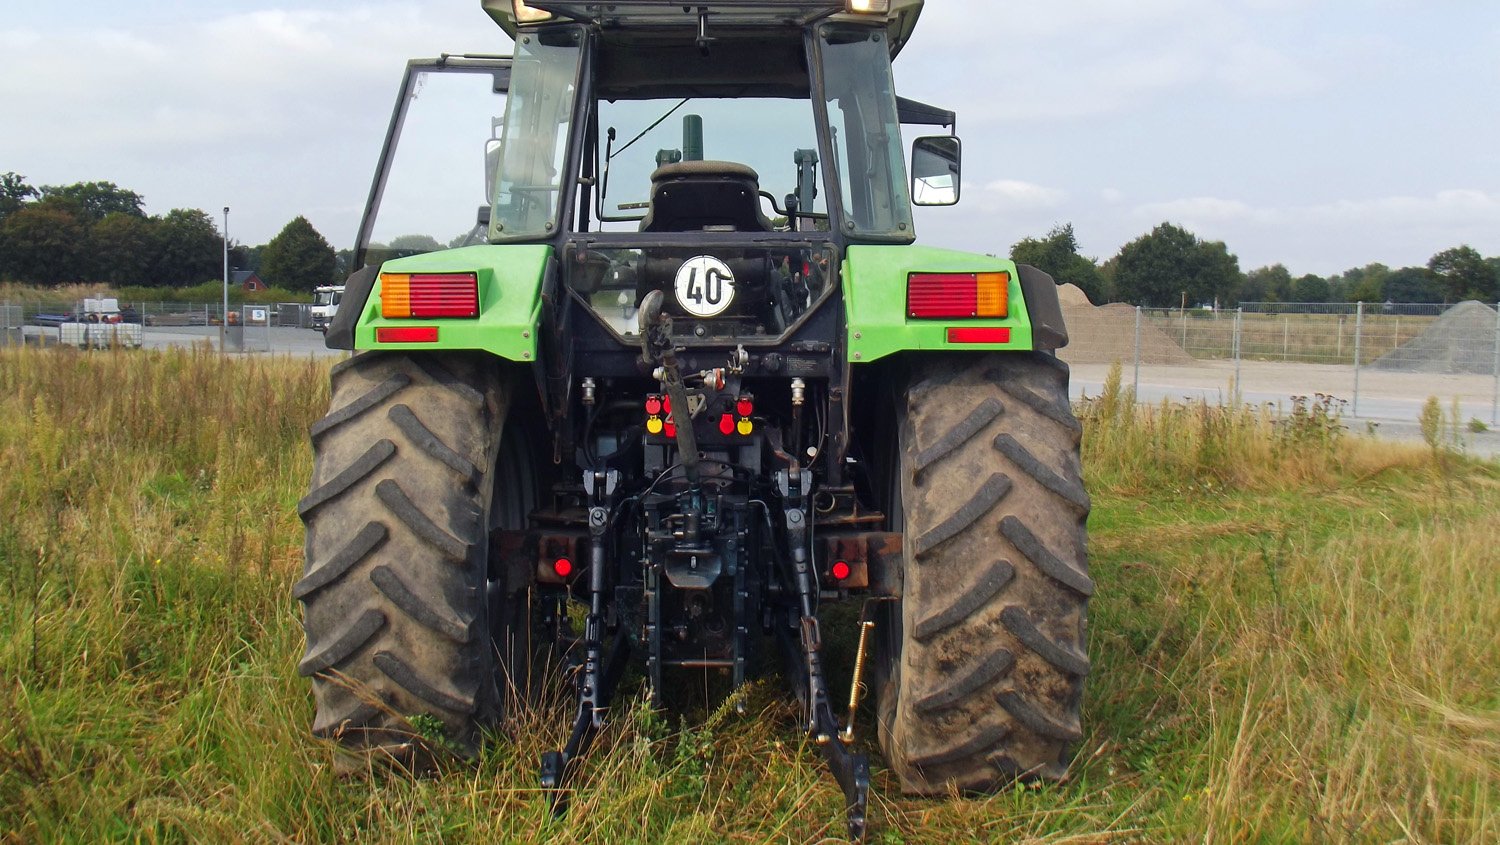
[1,350,1496,842]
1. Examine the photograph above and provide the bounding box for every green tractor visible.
[298,1,1089,837]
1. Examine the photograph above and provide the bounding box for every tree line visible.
[1012,222,1500,308]
[0,173,339,293]
[6,171,1498,307]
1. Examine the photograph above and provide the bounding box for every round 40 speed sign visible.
[674,255,736,317]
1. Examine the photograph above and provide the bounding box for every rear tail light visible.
[381,272,480,319]
[907,272,1009,319]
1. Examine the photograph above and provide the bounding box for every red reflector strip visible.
[376,326,439,343]
[908,273,978,318]
[946,327,1011,344]
[408,273,479,318]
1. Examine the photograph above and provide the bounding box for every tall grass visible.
[1,350,1496,842]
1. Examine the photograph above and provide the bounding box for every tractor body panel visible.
[349,244,550,361]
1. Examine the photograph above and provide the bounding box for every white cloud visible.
[982,179,1067,209]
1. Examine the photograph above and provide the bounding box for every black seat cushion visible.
[640,160,774,233]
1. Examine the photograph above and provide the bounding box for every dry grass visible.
[1,349,1496,843]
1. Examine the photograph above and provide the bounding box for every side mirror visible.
[484,114,506,203]
[911,136,961,206]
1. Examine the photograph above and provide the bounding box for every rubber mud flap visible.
[326,264,380,350]
[1017,264,1068,350]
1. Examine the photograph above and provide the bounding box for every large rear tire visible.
[296,351,509,759]
[877,351,1092,792]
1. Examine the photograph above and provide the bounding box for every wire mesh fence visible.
[1060,300,1500,425]
[0,299,336,356]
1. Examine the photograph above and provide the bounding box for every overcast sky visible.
[3,1,1496,276]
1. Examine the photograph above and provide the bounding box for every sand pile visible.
[1371,300,1498,375]
[1057,283,1092,307]
[1057,302,1196,365]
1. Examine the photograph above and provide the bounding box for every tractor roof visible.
[482,0,924,56]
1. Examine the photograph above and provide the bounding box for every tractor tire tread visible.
[880,351,1090,794]
[298,351,505,759]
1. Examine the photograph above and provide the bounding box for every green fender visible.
[843,245,1067,363]
[343,244,551,361]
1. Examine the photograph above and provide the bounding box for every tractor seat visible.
[639,160,774,233]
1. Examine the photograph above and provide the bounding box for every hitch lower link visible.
[779,468,872,842]
[540,469,628,811]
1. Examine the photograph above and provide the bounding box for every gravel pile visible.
[1371,300,1499,375]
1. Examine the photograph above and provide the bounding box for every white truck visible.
[310,285,344,332]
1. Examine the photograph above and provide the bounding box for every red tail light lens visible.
[375,326,439,343]
[552,558,573,578]
[381,272,480,318]
[831,560,851,581]
[946,327,1011,344]
[907,272,1009,318]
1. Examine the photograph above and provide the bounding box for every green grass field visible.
[2,349,1496,843]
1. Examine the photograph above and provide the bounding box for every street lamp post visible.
[221,206,230,352]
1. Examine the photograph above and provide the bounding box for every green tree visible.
[1241,264,1293,303]
[1010,223,1109,304]
[0,204,89,284]
[1337,263,1390,303]
[1428,245,1498,302]
[261,216,337,292]
[91,212,160,285]
[0,172,38,223]
[152,208,222,287]
[1293,273,1330,302]
[40,181,146,223]
[1383,266,1441,303]
[389,233,445,253]
[1112,222,1242,307]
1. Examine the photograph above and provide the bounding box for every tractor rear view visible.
[297,1,1090,838]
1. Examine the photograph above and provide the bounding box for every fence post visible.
[1181,308,1188,349]
[1353,301,1364,418]
[1283,315,1289,361]
[1491,301,1499,426]
[1133,305,1142,399]
[1233,307,1243,405]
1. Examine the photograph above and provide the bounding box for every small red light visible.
[718,413,735,435]
[376,326,439,343]
[645,395,663,416]
[663,421,677,438]
[946,327,1011,344]
[831,560,851,581]
[662,394,672,414]
[735,396,754,417]
[553,558,573,578]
